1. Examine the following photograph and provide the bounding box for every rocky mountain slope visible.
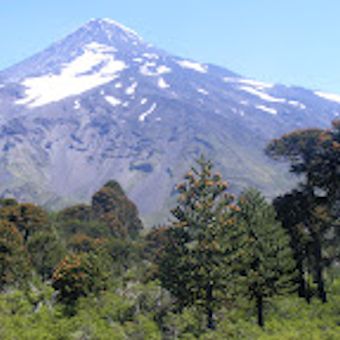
[0,18,339,224]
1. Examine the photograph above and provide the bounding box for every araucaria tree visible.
[236,189,296,327]
[266,120,340,303]
[158,156,245,330]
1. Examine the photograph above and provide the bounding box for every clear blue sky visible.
[1,0,340,93]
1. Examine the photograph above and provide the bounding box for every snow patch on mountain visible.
[125,82,138,95]
[315,91,340,104]
[143,53,159,59]
[224,77,273,89]
[16,43,126,107]
[105,96,122,106]
[177,60,207,73]
[156,65,171,74]
[240,86,285,103]
[197,88,209,95]
[73,100,81,110]
[256,105,277,115]
[140,62,157,76]
[139,103,157,122]
[288,100,306,110]
[90,18,142,41]
[158,77,170,89]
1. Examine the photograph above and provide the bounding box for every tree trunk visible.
[206,282,215,330]
[256,295,264,328]
[314,241,327,303]
[297,259,307,299]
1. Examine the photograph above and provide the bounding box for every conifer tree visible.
[266,120,340,303]
[236,189,296,327]
[158,156,246,329]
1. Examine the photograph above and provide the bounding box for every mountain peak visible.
[83,18,142,42]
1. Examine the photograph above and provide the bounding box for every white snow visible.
[197,88,209,95]
[139,63,171,77]
[133,58,143,63]
[115,83,123,88]
[158,77,170,89]
[92,18,142,41]
[256,105,277,115]
[177,60,208,73]
[141,98,148,105]
[125,82,138,95]
[240,86,285,103]
[105,95,121,106]
[315,91,340,104]
[143,53,159,59]
[156,65,171,74]
[16,43,127,107]
[73,100,81,110]
[139,103,157,122]
[224,77,273,89]
[100,90,105,95]
[85,42,116,53]
[0,84,4,89]
[288,100,306,110]
[140,62,157,76]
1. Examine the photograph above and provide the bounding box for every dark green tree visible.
[52,252,107,306]
[92,181,143,238]
[273,190,313,302]
[27,228,66,280]
[158,156,245,329]
[0,203,49,242]
[236,189,296,327]
[0,220,31,290]
[266,120,340,303]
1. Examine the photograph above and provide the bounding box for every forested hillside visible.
[0,120,339,339]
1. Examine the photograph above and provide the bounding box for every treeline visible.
[0,120,338,339]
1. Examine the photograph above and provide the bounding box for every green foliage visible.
[236,188,296,326]
[57,203,93,222]
[267,120,340,303]
[0,203,49,242]
[0,164,338,338]
[158,156,245,329]
[92,180,143,238]
[0,220,30,290]
[52,252,107,305]
[27,229,65,279]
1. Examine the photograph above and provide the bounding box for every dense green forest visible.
[0,120,339,339]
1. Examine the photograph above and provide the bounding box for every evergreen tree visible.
[92,181,143,238]
[158,156,245,329]
[0,221,30,290]
[52,252,107,306]
[273,190,313,302]
[27,229,66,280]
[266,120,340,303]
[236,189,296,327]
[0,203,49,242]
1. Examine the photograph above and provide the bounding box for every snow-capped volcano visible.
[0,19,338,224]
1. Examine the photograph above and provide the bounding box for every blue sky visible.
[1,0,339,93]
